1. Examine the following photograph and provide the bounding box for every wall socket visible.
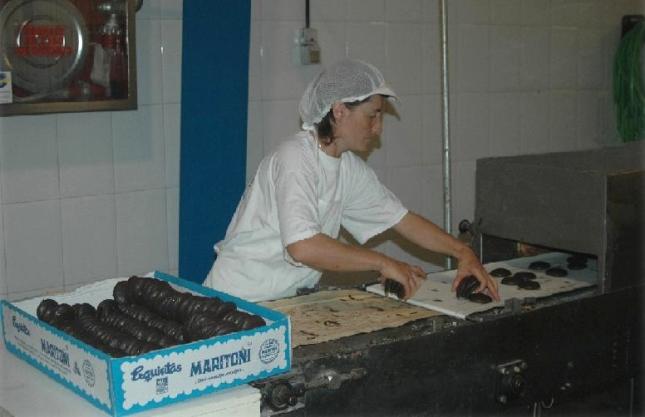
[293,27,321,65]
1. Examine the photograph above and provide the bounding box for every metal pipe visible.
[439,0,453,269]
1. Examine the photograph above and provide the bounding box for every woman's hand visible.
[378,257,426,300]
[451,247,500,301]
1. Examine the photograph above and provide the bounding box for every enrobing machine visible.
[256,142,644,416]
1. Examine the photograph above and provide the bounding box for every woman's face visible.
[335,95,384,153]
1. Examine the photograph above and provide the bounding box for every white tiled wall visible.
[0,0,642,299]
[247,0,644,273]
[0,0,182,300]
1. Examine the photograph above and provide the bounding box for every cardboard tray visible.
[0,271,291,416]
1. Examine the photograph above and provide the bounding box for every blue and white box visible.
[1,271,291,416]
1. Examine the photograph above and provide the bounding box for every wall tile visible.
[521,27,551,90]
[421,0,440,26]
[160,0,183,19]
[312,21,347,65]
[453,93,490,162]
[489,92,522,156]
[262,99,301,153]
[456,0,490,24]
[522,0,551,26]
[246,100,265,182]
[113,104,165,192]
[576,91,601,150]
[0,205,6,298]
[384,94,423,167]
[577,0,605,28]
[385,165,426,214]
[58,112,114,198]
[262,0,306,21]
[311,0,348,21]
[421,24,441,94]
[577,29,604,89]
[490,0,522,25]
[251,0,262,21]
[136,19,164,105]
[386,23,423,95]
[116,189,169,276]
[0,115,59,204]
[520,92,551,154]
[549,91,577,152]
[456,24,489,93]
[163,103,181,187]
[385,0,423,22]
[489,25,522,92]
[550,0,581,27]
[161,20,183,104]
[61,195,117,287]
[4,200,63,293]
[550,27,578,90]
[421,93,443,166]
[347,22,388,72]
[167,187,179,272]
[347,0,386,22]
[420,164,445,226]
[261,21,322,100]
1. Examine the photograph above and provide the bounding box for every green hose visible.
[613,21,645,142]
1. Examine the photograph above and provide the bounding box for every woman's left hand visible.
[451,247,500,301]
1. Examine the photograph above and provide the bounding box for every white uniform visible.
[204,131,407,301]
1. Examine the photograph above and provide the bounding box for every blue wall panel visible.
[179,1,250,282]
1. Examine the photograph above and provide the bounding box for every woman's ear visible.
[331,101,346,121]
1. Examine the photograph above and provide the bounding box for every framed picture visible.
[0,0,137,116]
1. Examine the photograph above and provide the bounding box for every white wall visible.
[1,0,643,300]
[0,0,183,301]
[247,0,644,273]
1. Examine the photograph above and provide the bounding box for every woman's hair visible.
[315,96,371,145]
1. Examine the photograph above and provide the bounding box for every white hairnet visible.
[299,59,397,130]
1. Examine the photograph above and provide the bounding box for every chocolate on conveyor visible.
[513,271,537,280]
[517,279,540,290]
[456,276,492,304]
[501,271,540,290]
[383,279,406,299]
[528,261,550,270]
[490,268,512,278]
[545,267,568,277]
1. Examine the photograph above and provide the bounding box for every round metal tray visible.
[0,0,88,93]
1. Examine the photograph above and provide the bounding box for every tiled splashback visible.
[247,0,643,273]
[0,0,182,300]
[1,0,642,299]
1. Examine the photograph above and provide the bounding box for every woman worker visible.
[204,59,499,303]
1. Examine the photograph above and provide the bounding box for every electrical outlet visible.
[293,27,321,65]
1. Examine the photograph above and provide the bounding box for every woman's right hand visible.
[378,257,426,300]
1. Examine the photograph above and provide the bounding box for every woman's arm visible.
[287,233,426,299]
[393,211,500,300]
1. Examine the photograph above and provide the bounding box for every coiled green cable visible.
[613,21,645,142]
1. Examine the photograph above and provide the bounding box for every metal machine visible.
[256,143,644,417]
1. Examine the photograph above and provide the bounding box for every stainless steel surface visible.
[439,0,453,269]
[0,0,88,94]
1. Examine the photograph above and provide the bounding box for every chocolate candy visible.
[528,261,550,270]
[546,267,568,277]
[490,268,512,278]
